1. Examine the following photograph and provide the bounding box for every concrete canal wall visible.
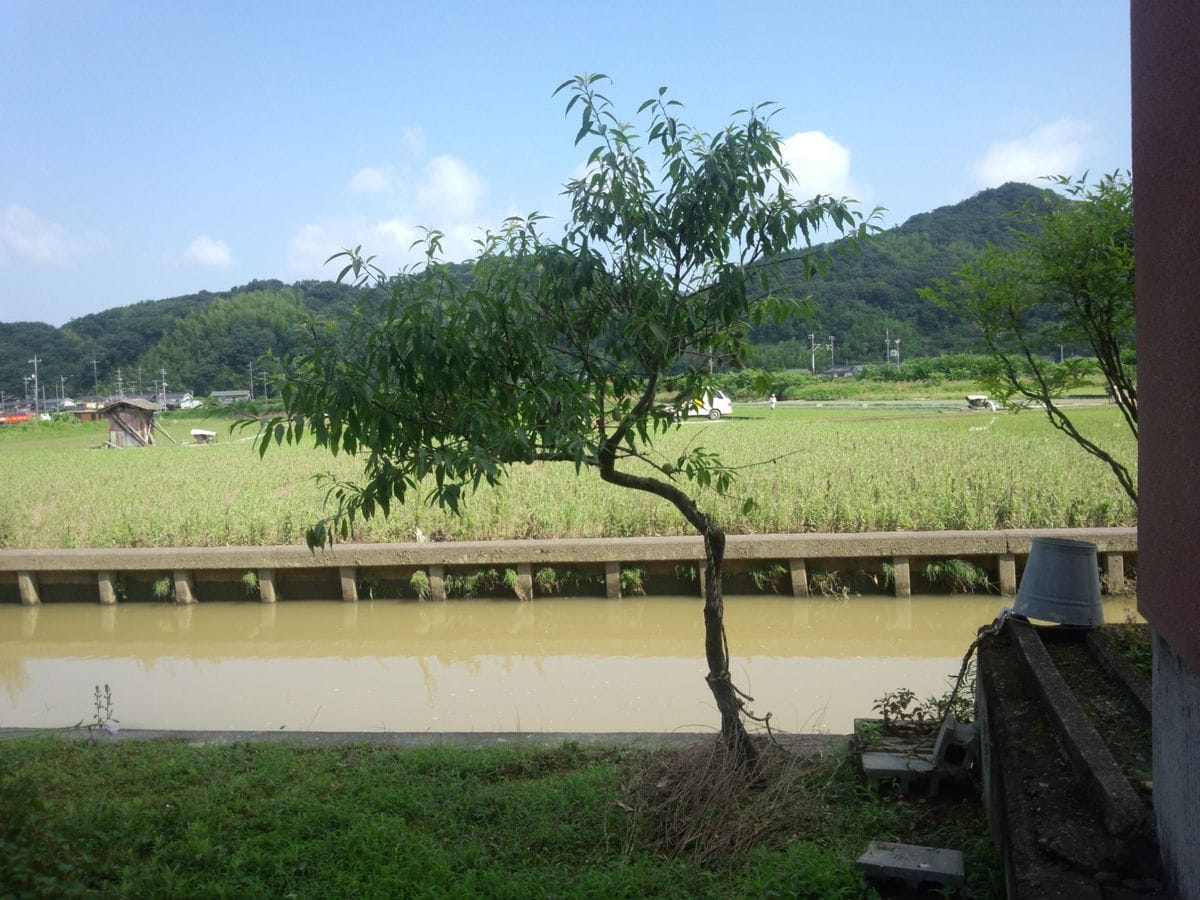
[0,528,1136,605]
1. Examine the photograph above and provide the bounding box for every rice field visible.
[0,403,1135,549]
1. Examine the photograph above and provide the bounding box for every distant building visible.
[822,365,865,378]
[210,390,252,405]
[164,391,199,410]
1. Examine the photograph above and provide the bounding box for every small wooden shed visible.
[101,398,158,447]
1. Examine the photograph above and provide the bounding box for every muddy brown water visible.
[0,596,1139,734]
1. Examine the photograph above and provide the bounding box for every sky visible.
[1,1,1131,326]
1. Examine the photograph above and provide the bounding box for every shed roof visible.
[100,398,159,413]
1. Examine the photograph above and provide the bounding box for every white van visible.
[686,390,733,420]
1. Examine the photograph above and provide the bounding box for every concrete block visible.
[892,556,911,597]
[97,571,118,605]
[998,552,1017,595]
[339,566,358,602]
[428,565,445,602]
[516,563,533,601]
[173,569,196,604]
[605,561,621,599]
[861,751,941,796]
[789,558,809,597]
[17,571,40,605]
[856,841,964,892]
[861,715,973,797]
[1103,552,1127,592]
[258,568,277,603]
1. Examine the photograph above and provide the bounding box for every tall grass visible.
[0,405,1135,549]
[0,737,999,897]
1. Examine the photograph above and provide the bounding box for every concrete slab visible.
[856,841,964,891]
[860,751,940,795]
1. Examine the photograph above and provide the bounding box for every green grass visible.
[0,403,1135,548]
[0,737,1001,897]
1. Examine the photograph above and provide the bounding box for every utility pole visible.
[28,354,40,415]
[159,368,168,407]
[59,374,66,402]
[885,330,901,371]
[249,360,255,401]
[808,333,817,374]
[91,357,99,390]
[827,335,835,370]
[116,368,124,401]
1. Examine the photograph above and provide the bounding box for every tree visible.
[260,75,873,759]
[921,173,1136,503]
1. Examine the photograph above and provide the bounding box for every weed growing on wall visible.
[923,559,992,593]
[240,570,259,597]
[620,566,646,596]
[409,570,430,602]
[750,563,789,593]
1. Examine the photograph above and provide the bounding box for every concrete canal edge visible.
[0,528,1135,605]
[3,728,850,758]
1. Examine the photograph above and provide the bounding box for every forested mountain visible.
[750,181,1060,367]
[0,182,1057,403]
[0,279,362,401]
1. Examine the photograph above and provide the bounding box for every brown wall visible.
[1133,3,1200,673]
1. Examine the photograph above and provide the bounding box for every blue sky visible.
[1,1,1130,326]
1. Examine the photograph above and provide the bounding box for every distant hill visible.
[0,182,1059,401]
[0,279,363,400]
[749,181,1061,367]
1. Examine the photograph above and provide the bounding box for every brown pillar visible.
[1133,5,1200,895]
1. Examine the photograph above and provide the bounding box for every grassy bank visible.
[0,403,1134,549]
[0,737,1000,897]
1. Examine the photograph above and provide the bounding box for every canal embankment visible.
[0,527,1136,604]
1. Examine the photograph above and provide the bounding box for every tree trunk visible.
[702,526,758,765]
[595,453,758,763]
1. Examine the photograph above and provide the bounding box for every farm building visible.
[101,398,158,447]
[210,389,251,405]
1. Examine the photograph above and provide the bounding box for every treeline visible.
[0,280,362,401]
[698,353,1002,402]
[701,352,1116,403]
[2,182,1063,403]
[750,181,1061,362]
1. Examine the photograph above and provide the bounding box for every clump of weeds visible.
[923,558,993,593]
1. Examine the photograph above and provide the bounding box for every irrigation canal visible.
[0,594,1139,735]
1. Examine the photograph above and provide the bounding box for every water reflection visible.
[0,595,1139,734]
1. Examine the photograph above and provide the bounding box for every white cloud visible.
[416,154,485,220]
[401,127,426,156]
[374,219,482,264]
[0,205,86,265]
[374,218,424,253]
[292,146,490,279]
[184,235,234,268]
[971,119,1094,186]
[287,223,348,276]
[286,217,486,282]
[778,131,859,199]
[348,165,395,195]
